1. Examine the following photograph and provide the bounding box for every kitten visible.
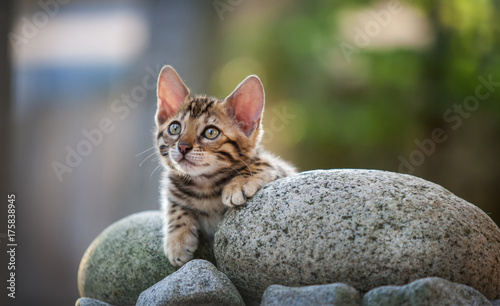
[154,65,296,267]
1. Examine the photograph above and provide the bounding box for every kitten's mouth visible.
[177,157,197,167]
[170,151,207,172]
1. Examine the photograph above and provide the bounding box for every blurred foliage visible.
[210,0,500,224]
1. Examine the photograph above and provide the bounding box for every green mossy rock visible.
[77,210,214,305]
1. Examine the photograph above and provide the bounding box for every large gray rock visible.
[214,169,500,305]
[78,211,214,305]
[136,259,244,306]
[261,283,361,306]
[362,277,491,306]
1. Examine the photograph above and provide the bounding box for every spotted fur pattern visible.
[155,66,296,266]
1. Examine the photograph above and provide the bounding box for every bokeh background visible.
[1,0,499,304]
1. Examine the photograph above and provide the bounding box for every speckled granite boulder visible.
[214,169,500,305]
[78,211,215,305]
[136,259,244,306]
[363,277,491,305]
[261,283,361,306]
[75,298,112,306]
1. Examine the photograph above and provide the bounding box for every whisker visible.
[236,157,254,176]
[230,166,244,178]
[150,165,163,181]
[140,151,158,167]
[181,173,192,184]
[135,146,156,157]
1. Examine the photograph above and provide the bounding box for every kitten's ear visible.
[156,65,190,126]
[224,75,264,137]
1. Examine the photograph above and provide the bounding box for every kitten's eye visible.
[168,122,182,135]
[203,127,220,139]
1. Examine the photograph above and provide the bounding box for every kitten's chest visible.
[190,195,225,215]
[165,173,227,213]
[174,183,227,235]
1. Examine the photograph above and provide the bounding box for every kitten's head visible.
[155,65,264,177]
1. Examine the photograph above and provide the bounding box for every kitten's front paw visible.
[164,226,198,267]
[222,177,260,207]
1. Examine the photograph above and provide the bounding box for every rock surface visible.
[214,169,500,305]
[136,259,244,306]
[75,298,113,306]
[363,277,492,306]
[261,283,361,306]
[78,211,214,305]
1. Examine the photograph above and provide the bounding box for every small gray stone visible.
[136,259,244,306]
[261,283,361,306]
[78,211,214,305]
[214,169,500,305]
[362,277,491,306]
[75,297,113,306]
[492,300,500,306]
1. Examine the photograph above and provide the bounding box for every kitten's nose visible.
[178,142,192,155]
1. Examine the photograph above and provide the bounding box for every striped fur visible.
[155,66,296,266]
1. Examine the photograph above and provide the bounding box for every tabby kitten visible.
[155,65,296,267]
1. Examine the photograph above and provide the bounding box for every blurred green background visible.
[1,0,499,304]
[208,0,500,224]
